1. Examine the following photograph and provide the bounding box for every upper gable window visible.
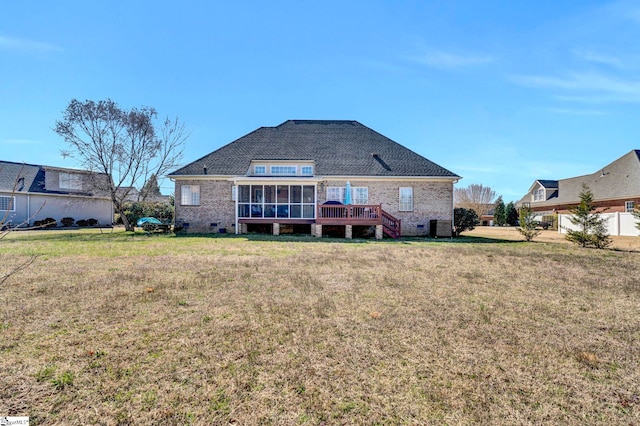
[271,166,297,175]
[533,188,544,202]
[59,172,82,190]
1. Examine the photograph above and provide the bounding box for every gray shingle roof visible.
[518,150,640,207]
[170,120,459,178]
[537,180,558,189]
[0,161,43,193]
[0,160,109,196]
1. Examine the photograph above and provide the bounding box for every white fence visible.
[558,212,640,237]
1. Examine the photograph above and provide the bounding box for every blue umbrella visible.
[344,181,352,205]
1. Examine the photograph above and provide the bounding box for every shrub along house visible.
[0,160,113,228]
[169,120,459,238]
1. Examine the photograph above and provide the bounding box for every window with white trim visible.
[399,187,413,211]
[326,187,344,203]
[270,165,297,175]
[354,187,368,204]
[254,165,266,175]
[301,166,313,175]
[625,201,634,213]
[0,196,15,211]
[533,188,544,202]
[326,186,368,204]
[59,172,82,190]
[181,185,200,205]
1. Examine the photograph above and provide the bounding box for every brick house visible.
[516,149,640,235]
[168,120,460,238]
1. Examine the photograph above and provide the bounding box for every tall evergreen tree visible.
[505,201,518,226]
[493,196,506,226]
[564,184,611,249]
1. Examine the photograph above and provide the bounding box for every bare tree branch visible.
[54,99,188,231]
[454,184,497,219]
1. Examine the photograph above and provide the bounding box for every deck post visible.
[273,223,280,236]
[314,224,322,238]
[375,225,383,240]
[345,225,353,239]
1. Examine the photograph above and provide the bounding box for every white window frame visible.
[533,188,544,202]
[270,165,298,175]
[0,196,15,211]
[326,186,368,204]
[326,187,344,203]
[625,201,634,213]
[181,185,200,206]
[254,165,266,175]
[59,172,82,190]
[301,166,313,175]
[399,187,413,211]
[354,187,368,204]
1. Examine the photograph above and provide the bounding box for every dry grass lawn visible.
[1,229,639,425]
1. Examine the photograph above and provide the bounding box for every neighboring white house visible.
[0,161,113,227]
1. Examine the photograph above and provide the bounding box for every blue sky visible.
[2,1,640,200]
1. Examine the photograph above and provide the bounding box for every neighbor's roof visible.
[170,120,459,178]
[0,161,43,193]
[518,150,640,207]
[0,160,108,196]
[537,180,558,189]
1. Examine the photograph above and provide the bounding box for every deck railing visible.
[382,210,401,239]
[316,204,382,225]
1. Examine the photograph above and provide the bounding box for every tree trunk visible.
[114,201,135,232]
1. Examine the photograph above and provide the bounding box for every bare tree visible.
[454,184,497,219]
[54,99,188,231]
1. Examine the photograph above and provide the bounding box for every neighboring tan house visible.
[0,160,114,228]
[169,120,460,238]
[517,149,640,236]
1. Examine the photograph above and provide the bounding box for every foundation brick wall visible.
[175,179,235,233]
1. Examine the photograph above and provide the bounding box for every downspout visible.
[234,179,239,235]
[452,178,459,236]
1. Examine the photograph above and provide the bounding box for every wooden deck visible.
[317,204,401,238]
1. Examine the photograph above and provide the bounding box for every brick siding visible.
[176,178,453,236]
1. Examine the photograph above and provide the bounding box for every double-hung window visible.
[181,185,200,205]
[399,187,413,211]
[625,201,634,213]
